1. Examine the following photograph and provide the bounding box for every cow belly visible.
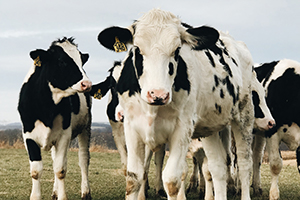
[23,115,66,151]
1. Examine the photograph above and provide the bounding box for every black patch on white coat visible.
[265,68,300,137]
[215,103,222,114]
[252,91,265,118]
[254,61,278,85]
[134,48,143,77]
[225,76,237,104]
[296,146,300,173]
[117,51,141,96]
[173,56,190,93]
[205,50,215,67]
[26,138,42,161]
[207,41,233,77]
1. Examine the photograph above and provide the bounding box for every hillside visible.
[0,122,116,150]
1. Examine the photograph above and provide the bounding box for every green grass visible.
[0,149,299,199]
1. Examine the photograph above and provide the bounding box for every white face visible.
[132,24,182,105]
[252,73,275,131]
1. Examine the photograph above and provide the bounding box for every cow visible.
[252,59,300,200]
[97,8,255,200]
[18,37,92,200]
[90,61,167,198]
[187,71,276,199]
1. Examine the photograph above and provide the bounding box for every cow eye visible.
[174,47,181,62]
[169,62,174,75]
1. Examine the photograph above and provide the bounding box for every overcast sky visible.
[1,0,300,124]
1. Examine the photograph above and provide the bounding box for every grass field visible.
[0,148,300,200]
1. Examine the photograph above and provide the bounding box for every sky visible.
[1,0,300,124]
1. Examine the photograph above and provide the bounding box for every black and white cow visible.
[18,37,92,200]
[90,61,167,198]
[187,71,276,199]
[98,8,255,200]
[252,59,300,200]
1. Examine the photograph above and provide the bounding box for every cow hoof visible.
[199,189,205,199]
[82,191,92,200]
[51,192,58,200]
[156,189,167,199]
[253,187,263,196]
[186,182,199,193]
[227,185,237,195]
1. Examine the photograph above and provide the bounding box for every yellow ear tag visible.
[34,56,42,67]
[113,37,127,52]
[93,89,103,100]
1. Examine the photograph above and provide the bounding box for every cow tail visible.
[296,146,300,173]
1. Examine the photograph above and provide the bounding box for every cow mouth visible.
[149,100,166,106]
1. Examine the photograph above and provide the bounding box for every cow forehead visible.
[54,40,82,67]
[134,26,182,56]
[133,10,183,55]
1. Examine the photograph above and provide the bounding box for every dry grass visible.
[0,140,118,153]
[0,140,25,149]
[262,150,296,163]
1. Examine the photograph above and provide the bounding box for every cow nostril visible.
[268,121,275,128]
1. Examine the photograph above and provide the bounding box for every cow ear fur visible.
[98,26,133,52]
[185,26,219,50]
[29,49,49,67]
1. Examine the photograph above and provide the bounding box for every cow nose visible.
[268,120,276,130]
[147,89,170,105]
[81,80,92,92]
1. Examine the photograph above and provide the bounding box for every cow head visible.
[252,72,276,131]
[30,37,91,94]
[98,8,219,105]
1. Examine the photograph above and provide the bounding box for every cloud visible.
[0,27,105,38]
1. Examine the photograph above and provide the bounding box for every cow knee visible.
[165,180,180,197]
[56,169,67,179]
[30,161,43,180]
[126,172,141,196]
[270,163,282,175]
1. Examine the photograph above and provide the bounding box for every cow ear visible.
[81,53,89,66]
[29,49,48,67]
[185,26,219,50]
[98,26,133,52]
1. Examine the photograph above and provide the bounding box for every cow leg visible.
[77,128,91,200]
[186,156,200,194]
[202,155,214,200]
[138,146,153,200]
[111,121,128,176]
[124,126,145,200]
[154,144,166,198]
[201,132,227,200]
[252,134,266,196]
[220,127,236,194]
[266,134,282,200]
[25,138,43,200]
[231,121,253,200]
[51,131,72,200]
[162,125,189,200]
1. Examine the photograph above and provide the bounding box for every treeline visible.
[0,125,117,150]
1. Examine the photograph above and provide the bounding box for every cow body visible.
[187,71,275,199]
[252,59,300,200]
[18,37,92,200]
[98,9,255,200]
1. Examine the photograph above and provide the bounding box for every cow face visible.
[252,72,275,131]
[98,9,219,105]
[30,37,91,94]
